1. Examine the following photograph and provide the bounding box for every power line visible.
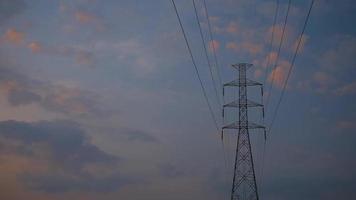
[264,0,292,112]
[199,2,230,190]
[171,0,219,131]
[171,3,229,198]
[262,0,280,91]
[192,0,221,107]
[191,2,230,196]
[268,0,315,134]
[259,0,280,193]
[202,0,223,90]
[259,1,315,198]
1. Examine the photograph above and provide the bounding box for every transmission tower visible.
[222,63,266,200]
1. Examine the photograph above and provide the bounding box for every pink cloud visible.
[75,51,94,65]
[266,24,291,45]
[208,16,220,23]
[254,69,263,78]
[25,41,95,66]
[208,40,220,53]
[334,81,356,96]
[268,60,290,88]
[226,21,239,34]
[226,41,238,50]
[75,11,97,24]
[292,34,309,52]
[27,42,42,53]
[242,42,263,55]
[313,72,333,87]
[312,71,336,93]
[296,80,311,91]
[336,120,356,130]
[0,81,19,94]
[3,28,25,45]
[261,51,278,68]
[48,87,90,114]
[226,41,263,55]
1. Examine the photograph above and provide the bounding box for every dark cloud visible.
[0,120,129,193]
[158,163,185,178]
[8,88,42,106]
[124,129,158,143]
[21,172,128,193]
[0,120,117,168]
[0,0,26,24]
[0,58,117,117]
[263,176,356,200]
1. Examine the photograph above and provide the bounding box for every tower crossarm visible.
[223,99,263,108]
[222,121,265,130]
[223,79,262,87]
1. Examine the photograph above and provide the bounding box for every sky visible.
[0,0,355,199]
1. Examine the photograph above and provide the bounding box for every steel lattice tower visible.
[222,63,266,200]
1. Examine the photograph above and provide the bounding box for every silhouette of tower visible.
[222,63,266,200]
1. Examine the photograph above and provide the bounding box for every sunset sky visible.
[0,0,355,199]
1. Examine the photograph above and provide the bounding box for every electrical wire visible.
[202,0,223,92]
[192,0,221,107]
[192,2,230,196]
[259,0,280,193]
[268,0,315,134]
[264,0,292,112]
[260,1,315,198]
[262,0,280,92]
[171,0,219,131]
[172,2,229,198]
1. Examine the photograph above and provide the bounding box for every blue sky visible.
[0,0,355,199]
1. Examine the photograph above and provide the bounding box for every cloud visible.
[8,88,41,106]
[75,11,97,24]
[3,31,94,66]
[226,21,239,34]
[254,69,263,78]
[158,163,185,178]
[267,24,291,46]
[0,120,128,193]
[336,120,356,130]
[226,41,263,55]
[292,34,309,52]
[226,41,238,51]
[242,42,263,54]
[60,3,106,32]
[268,60,291,88]
[313,71,335,93]
[208,40,220,53]
[0,62,113,117]
[3,30,95,67]
[95,39,157,75]
[334,81,356,96]
[293,35,356,95]
[261,51,278,69]
[2,28,24,44]
[3,30,95,66]
[22,171,127,193]
[26,40,95,65]
[27,41,42,53]
[75,50,94,65]
[54,46,95,66]
[320,35,356,70]
[124,129,158,143]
